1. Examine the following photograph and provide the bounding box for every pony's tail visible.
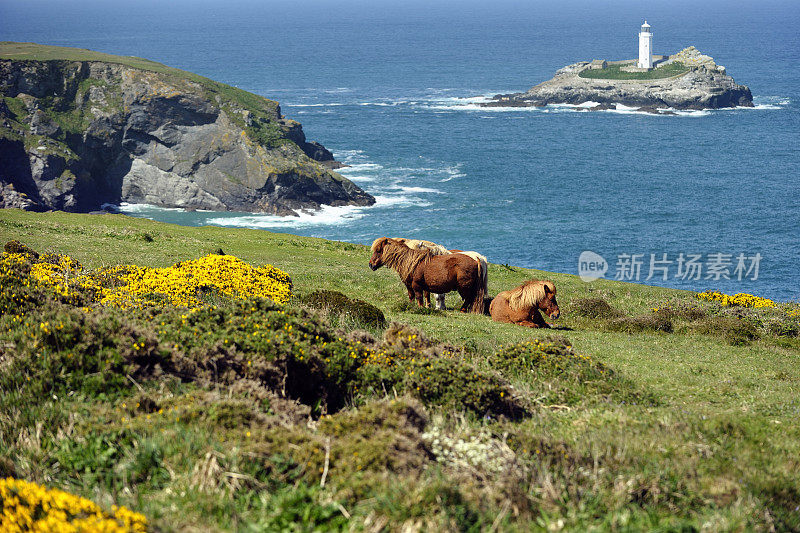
[471,260,486,314]
[481,259,489,295]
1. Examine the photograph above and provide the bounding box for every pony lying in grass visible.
[393,238,489,311]
[370,237,485,313]
[489,279,560,328]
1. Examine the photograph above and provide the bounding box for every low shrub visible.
[0,306,174,399]
[764,317,799,338]
[302,290,386,328]
[3,239,38,258]
[606,314,673,334]
[247,398,433,489]
[569,297,622,319]
[489,339,657,406]
[690,317,759,345]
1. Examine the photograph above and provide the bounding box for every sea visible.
[2,0,798,300]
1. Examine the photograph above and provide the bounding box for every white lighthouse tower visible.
[638,21,653,69]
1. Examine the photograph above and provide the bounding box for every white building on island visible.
[637,21,653,69]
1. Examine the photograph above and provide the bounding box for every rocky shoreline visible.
[483,47,753,113]
[0,43,374,216]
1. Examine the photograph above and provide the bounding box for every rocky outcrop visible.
[484,47,753,112]
[0,43,373,215]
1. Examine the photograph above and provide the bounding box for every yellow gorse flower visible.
[1,252,292,310]
[99,254,292,308]
[696,290,776,309]
[0,478,147,532]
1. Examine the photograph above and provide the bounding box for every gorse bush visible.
[697,290,775,309]
[1,306,172,398]
[0,245,293,312]
[606,313,673,334]
[569,297,622,319]
[302,289,387,329]
[489,339,657,406]
[0,478,147,532]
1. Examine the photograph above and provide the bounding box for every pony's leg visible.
[516,319,548,328]
[406,286,415,302]
[416,292,426,307]
[424,291,432,308]
[411,281,426,307]
[457,287,473,313]
[528,310,550,328]
[435,293,446,310]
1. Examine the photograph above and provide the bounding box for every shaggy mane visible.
[507,279,555,310]
[393,238,451,256]
[376,238,431,281]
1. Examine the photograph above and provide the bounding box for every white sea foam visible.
[373,195,431,208]
[394,186,444,194]
[204,204,367,229]
[339,162,384,172]
[284,103,344,107]
[439,165,466,182]
[118,202,186,213]
[341,175,376,182]
[334,148,366,158]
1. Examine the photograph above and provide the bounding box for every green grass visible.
[579,61,689,80]
[1,209,799,531]
[0,41,217,84]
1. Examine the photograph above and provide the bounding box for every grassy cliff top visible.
[1,41,206,80]
[0,41,281,113]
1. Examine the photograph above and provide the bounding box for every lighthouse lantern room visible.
[638,21,653,69]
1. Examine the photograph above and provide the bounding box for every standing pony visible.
[489,279,560,328]
[370,237,485,313]
[394,238,489,311]
[393,238,452,310]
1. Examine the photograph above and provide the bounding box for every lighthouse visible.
[638,21,653,69]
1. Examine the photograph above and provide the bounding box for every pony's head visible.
[539,281,560,319]
[509,279,560,319]
[369,237,391,270]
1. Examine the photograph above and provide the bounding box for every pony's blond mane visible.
[456,250,487,265]
[393,238,451,256]
[507,279,556,310]
[374,238,431,281]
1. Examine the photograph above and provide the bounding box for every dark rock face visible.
[483,58,753,111]
[0,58,374,215]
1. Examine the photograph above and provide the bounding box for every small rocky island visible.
[0,42,374,215]
[486,44,754,113]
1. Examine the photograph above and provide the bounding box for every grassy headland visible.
[1,209,798,531]
[0,42,287,149]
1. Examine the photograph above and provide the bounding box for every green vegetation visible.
[579,61,689,80]
[1,210,799,531]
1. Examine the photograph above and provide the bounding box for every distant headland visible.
[485,22,753,113]
[0,42,374,215]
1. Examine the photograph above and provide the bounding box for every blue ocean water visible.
[2,0,798,300]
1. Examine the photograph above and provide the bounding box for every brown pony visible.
[489,279,560,328]
[393,238,490,311]
[369,237,485,313]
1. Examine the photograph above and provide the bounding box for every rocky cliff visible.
[485,47,753,112]
[0,42,374,215]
